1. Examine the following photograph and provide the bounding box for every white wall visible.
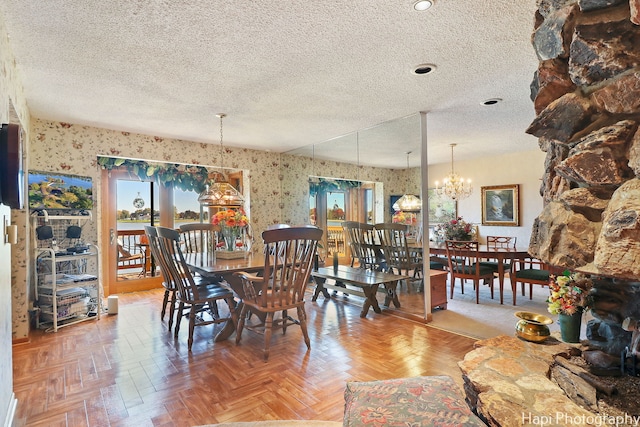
[0,204,16,427]
[426,149,546,247]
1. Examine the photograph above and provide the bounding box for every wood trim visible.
[101,168,163,295]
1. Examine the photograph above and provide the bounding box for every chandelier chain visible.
[218,113,226,170]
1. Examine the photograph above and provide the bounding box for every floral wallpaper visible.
[17,118,410,341]
[1,14,33,422]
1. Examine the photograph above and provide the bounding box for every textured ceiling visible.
[0,0,541,168]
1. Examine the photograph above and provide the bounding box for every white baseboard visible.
[3,394,16,427]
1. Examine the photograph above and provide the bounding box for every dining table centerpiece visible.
[436,216,475,241]
[212,208,249,259]
[392,210,418,226]
[547,271,593,343]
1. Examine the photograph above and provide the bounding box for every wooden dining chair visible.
[342,221,381,271]
[510,257,552,304]
[233,226,322,361]
[179,223,217,253]
[445,240,496,304]
[144,225,179,331]
[375,222,422,292]
[479,236,517,272]
[155,226,238,351]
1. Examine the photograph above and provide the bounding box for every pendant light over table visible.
[393,151,422,212]
[198,113,245,208]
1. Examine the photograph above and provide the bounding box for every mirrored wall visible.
[281,113,429,320]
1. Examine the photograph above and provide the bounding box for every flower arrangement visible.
[435,216,475,241]
[392,211,418,226]
[547,271,592,315]
[212,209,249,251]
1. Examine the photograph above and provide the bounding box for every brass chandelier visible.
[435,143,472,201]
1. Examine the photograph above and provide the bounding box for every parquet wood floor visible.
[12,288,477,427]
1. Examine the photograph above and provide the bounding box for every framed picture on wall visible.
[481,184,519,226]
[427,188,457,224]
[389,195,401,215]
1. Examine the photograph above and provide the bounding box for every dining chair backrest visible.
[156,226,201,302]
[267,223,291,230]
[486,236,516,249]
[342,221,380,270]
[254,226,323,309]
[145,226,172,284]
[445,240,483,276]
[375,222,420,273]
[445,240,497,304]
[179,223,217,253]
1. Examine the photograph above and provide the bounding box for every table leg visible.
[383,281,401,308]
[214,303,240,342]
[311,277,331,301]
[360,284,381,317]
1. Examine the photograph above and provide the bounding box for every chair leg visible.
[298,306,311,350]
[235,305,249,344]
[263,312,274,361]
[529,283,534,300]
[188,309,196,351]
[161,289,169,320]
[168,291,177,332]
[282,309,288,334]
[450,275,455,299]
[208,300,220,318]
[475,280,480,304]
[175,301,184,338]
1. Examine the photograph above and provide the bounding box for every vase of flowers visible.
[392,211,418,226]
[435,216,475,241]
[547,271,592,343]
[212,209,249,257]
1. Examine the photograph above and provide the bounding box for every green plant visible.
[97,157,213,193]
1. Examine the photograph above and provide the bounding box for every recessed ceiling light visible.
[482,98,502,106]
[413,63,437,75]
[413,0,433,11]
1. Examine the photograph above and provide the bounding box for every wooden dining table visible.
[184,252,265,341]
[426,242,531,305]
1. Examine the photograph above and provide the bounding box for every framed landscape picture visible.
[427,188,457,224]
[481,184,519,226]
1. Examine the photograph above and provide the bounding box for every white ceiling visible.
[0,0,541,168]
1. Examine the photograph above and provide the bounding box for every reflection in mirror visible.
[281,113,426,320]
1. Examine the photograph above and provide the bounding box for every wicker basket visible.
[216,250,247,259]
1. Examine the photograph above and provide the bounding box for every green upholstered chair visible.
[478,235,516,273]
[511,257,551,304]
[445,240,496,304]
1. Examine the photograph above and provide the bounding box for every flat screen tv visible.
[0,123,24,209]
[28,170,93,212]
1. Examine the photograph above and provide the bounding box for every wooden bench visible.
[311,266,408,318]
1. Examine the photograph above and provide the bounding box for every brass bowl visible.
[515,311,553,343]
